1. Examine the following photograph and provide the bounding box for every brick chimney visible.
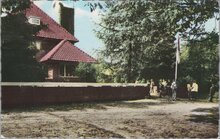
[53,1,74,35]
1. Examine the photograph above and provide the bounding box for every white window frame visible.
[28,16,41,25]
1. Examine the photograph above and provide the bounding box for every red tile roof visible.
[40,40,97,63]
[25,3,78,42]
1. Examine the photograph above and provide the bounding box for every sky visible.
[33,1,218,58]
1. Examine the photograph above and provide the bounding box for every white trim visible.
[28,16,41,25]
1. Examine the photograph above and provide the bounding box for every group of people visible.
[186,80,199,100]
[145,79,217,102]
[187,80,218,102]
[146,79,178,101]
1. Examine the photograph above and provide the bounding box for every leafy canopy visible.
[96,0,218,83]
[2,0,46,81]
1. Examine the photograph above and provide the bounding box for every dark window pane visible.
[59,64,64,76]
[66,65,74,76]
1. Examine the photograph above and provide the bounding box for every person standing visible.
[150,79,155,95]
[162,79,167,87]
[158,80,164,98]
[208,83,217,102]
[166,80,172,100]
[191,80,199,100]
[145,83,151,98]
[187,82,192,100]
[171,80,177,101]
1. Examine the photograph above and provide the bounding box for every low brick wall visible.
[177,87,188,98]
[1,83,147,109]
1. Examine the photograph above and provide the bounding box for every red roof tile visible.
[25,3,78,42]
[40,40,97,63]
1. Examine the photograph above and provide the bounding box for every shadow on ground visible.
[188,107,219,125]
[2,102,107,113]
[2,98,175,113]
[103,99,174,108]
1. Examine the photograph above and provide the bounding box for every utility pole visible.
[175,35,180,82]
[175,46,178,82]
[217,2,220,139]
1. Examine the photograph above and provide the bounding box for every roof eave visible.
[36,35,79,43]
[40,59,97,63]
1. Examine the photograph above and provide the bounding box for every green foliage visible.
[179,32,219,93]
[85,1,116,12]
[75,63,97,82]
[2,0,31,14]
[94,60,114,83]
[2,0,46,82]
[96,0,218,83]
[94,57,129,83]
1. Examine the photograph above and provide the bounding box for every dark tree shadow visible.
[2,102,107,113]
[2,98,175,113]
[103,99,174,108]
[188,107,219,125]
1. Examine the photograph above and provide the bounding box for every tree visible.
[179,32,218,93]
[2,0,46,81]
[96,0,218,83]
[75,63,97,82]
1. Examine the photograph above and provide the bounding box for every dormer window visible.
[28,16,41,25]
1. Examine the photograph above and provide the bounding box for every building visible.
[25,3,96,82]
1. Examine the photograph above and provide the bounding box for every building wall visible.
[2,84,147,108]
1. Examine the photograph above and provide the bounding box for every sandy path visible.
[1,99,218,138]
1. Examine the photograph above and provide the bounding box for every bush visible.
[75,63,96,82]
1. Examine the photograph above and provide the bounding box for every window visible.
[28,16,41,25]
[59,64,65,76]
[59,64,74,77]
[66,65,74,76]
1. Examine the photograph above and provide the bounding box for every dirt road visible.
[1,98,219,138]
